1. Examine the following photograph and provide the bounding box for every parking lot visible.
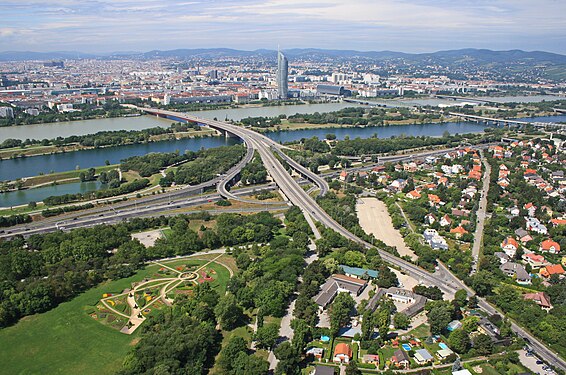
[518,349,555,375]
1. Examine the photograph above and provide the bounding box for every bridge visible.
[448,111,564,129]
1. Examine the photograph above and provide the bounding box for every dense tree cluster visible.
[42,178,149,206]
[119,286,223,375]
[0,214,32,228]
[170,145,246,185]
[0,211,283,328]
[240,152,268,185]
[121,152,190,177]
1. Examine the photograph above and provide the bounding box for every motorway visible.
[3,106,565,371]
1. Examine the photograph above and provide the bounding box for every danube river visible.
[0,102,564,207]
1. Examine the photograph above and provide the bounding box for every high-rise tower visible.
[277,50,288,99]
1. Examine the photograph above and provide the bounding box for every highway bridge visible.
[449,111,564,129]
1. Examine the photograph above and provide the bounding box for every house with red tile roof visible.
[540,264,565,278]
[450,226,469,238]
[522,253,548,269]
[540,239,561,254]
[523,292,552,310]
[501,237,519,258]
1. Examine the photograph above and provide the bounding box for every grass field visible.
[0,272,145,375]
[0,255,233,375]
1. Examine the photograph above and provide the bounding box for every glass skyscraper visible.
[277,51,288,99]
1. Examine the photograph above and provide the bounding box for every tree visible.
[375,265,398,288]
[472,334,493,355]
[274,342,300,375]
[254,323,279,350]
[232,352,269,375]
[449,328,470,354]
[393,312,410,330]
[427,301,453,335]
[330,292,355,337]
[218,336,248,372]
[346,360,362,375]
[291,319,311,353]
[454,289,468,307]
[461,316,480,333]
[214,293,243,330]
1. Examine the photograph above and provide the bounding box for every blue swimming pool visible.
[402,343,412,351]
[320,335,330,343]
[439,343,449,350]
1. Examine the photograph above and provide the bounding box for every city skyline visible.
[2,0,566,54]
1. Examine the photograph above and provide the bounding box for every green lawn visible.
[0,256,233,375]
[406,323,430,338]
[0,272,148,375]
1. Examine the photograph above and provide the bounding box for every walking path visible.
[100,252,229,334]
[471,150,491,274]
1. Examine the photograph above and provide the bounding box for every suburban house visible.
[500,237,519,259]
[495,252,511,264]
[423,229,448,250]
[540,239,561,254]
[391,349,410,368]
[540,264,565,279]
[522,253,548,269]
[406,190,421,200]
[424,213,436,225]
[524,202,537,217]
[500,262,531,285]
[523,291,553,310]
[414,349,433,365]
[450,226,469,238]
[333,343,353,363]
[313,274,367,308]
[368,287,427,317]
[306,347,324,360]
[525,217,548,235]
[362,354,380,365]
[440,214,452,227]
[515,228,532,244]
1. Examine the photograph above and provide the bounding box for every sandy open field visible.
[356,197,417,260]
[131,229,164,248]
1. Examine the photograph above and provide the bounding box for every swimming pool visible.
[439,343,449,350]
[320,335,330,343]
[402,343,412,351]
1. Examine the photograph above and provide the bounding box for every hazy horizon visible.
[2,0,566,54]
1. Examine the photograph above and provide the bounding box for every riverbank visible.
[0,127,218,160]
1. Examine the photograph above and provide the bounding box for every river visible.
[1,106,564,207]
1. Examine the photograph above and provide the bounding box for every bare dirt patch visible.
[356,197,417,260]
[131,229,164,248]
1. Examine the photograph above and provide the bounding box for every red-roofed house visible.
[540,264,565,278]
[540,239,561,254]
[406,190,421,200]
[522,253,547,269]
[523,292,552,310]
[450,226,469,239]
[333,343,353,363]
[501,237,519,258]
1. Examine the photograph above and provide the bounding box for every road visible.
[135,107,566,372]
[471,150,491,274]
[5,106,564,371]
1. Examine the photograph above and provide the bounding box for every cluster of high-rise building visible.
[0,51,563,116]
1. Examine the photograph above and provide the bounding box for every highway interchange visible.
[2,107,565,371]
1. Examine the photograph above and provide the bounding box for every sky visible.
[1,0,565,54]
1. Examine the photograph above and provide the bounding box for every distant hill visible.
[1,48,564,64]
